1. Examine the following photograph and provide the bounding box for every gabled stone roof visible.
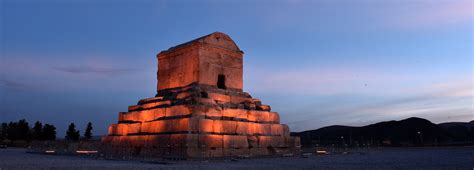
[158,32,242,56]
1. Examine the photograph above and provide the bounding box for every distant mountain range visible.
[291,117,474,147]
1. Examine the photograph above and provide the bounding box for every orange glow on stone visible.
[101,32,301,158]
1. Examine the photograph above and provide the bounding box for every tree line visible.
[0,119,94,142]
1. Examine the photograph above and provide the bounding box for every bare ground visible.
[0,147,473,170]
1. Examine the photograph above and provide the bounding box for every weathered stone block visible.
[194,97,216,105]
[247,110,270,122]
[236,122,248,135]
[257,105,271,111]
[192,105,222,118]
[150,108,166,120]
[187,116,200,133]
[185,134,199,148]
[221,120,237,134]
[207,147,224,157]
[110,136,122,147]
[176,92,191,99]
[271,136,286,147]
[212,120,224,133]
[168,118,190,132]
[230,96,251,104]
[141,121,162,134]
[118,112,126,122]
[257,136,272,148]
[146,134,171,148]
[169,134,187,148]
[165,105,192,117]
[247,135,258,148]
[198,134,223,148]
[141,100,171,109]
[262,124,271,135]
[208,93,231,103]
[222,108,247,120]
[137,110,155,122]
[108,123,141,136]
[128,105,140,111]
[270,124,284,136]
[186,148,204,158]
[268,112,280,123]
[252,98,262,106]
[127,136,144,148]
[122,112,139,122]
[223,135,248,148]
[101,136,114,144]
[284,136,301,147]
[247,122,270,135]
[246,122,257,135]
[157,47,199,90]
[138,96,163,104]
[144,110,163,122]
[198,119,214,133]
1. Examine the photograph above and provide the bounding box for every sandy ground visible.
[0,147,473,169]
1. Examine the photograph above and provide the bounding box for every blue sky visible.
[1,0,473,136]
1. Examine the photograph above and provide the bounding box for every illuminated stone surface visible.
[101,32,301,159]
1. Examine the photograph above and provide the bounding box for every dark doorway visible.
[200,91,208,98]
[217,74,226,89]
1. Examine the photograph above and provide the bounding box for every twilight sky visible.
[1,0,473,136]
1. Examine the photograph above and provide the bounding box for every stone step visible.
[108,117,290,136]
[119,106,280,124]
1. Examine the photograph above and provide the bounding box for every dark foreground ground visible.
[0,147,473,169]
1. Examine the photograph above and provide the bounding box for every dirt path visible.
[1,147,473,169]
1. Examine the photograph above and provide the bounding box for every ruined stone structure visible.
[101,32,301,159]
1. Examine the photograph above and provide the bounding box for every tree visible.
[65,123,80,141]
[17,119,31,141]
[42,124,56,141]
[84,122,93,140]
[32,121,43,140]
[1,123,8,140]
[6,119,31,141]
[7,122,17,140]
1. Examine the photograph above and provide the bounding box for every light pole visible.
[341,136,345,147]
[417,131,423,146]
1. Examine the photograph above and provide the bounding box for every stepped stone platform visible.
[101,32,301,159]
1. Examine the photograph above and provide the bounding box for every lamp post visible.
[417,131,423,146]
[341,136,345,147]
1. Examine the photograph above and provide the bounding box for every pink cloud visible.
[384,1,473,30]
[245,65,415,95]
[1,54,153,92]
[251,66,474,131]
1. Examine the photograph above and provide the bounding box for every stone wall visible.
[156,32,243,91]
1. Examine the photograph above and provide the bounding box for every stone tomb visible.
[101,32,301,159]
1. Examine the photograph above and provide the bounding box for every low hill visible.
[292,117,474,147]
[438,121,474,142]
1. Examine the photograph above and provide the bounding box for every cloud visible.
[246,65,414,95]
[427,79,474,98]
[0,79,45,92]
[1,53,148,76]
[383,1,473,30]
[288,94,473,132]
[281,77,474,131]
[0,79,29,90]
[52,66,140,74]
